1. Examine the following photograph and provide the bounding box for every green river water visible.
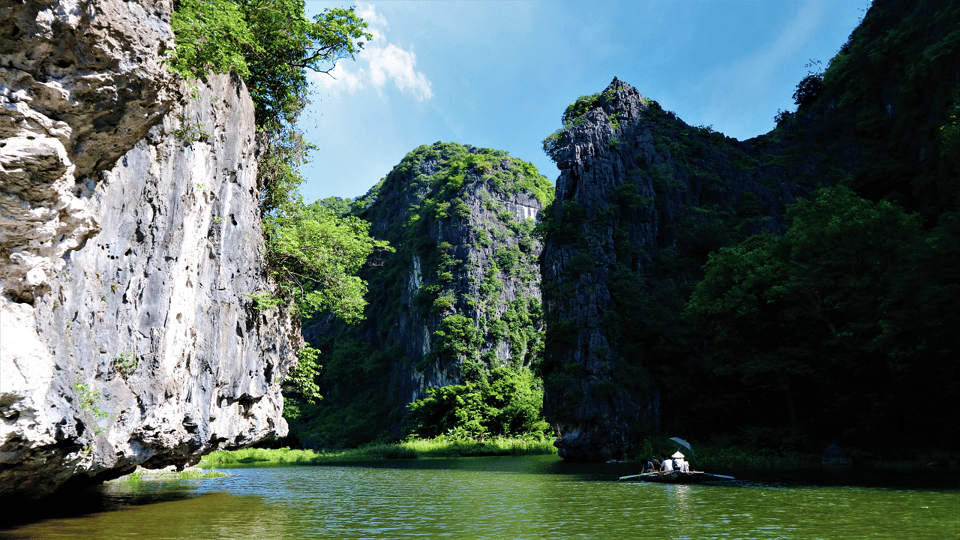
[1,456,957,539]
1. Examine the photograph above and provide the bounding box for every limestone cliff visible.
[540,0,960,461]
[297,142,551,446]
[540,79,806,461]
[0,0,295,501]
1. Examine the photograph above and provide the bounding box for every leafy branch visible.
[167,0,378,400]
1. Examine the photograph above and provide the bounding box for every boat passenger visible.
[661,455,674,473]
[671,451,689,472]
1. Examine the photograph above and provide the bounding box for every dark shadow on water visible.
[713,466,960,492]
[0,480,203,530]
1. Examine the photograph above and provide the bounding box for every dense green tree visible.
[264,202,390,322]
[317,196,356,218]
[687,186,959,452]
[168,0,369,128]
[405,367,551,439]
[792,73,825,108]
[167,0,254,79]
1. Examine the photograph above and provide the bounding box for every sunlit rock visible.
[0,0,296,502]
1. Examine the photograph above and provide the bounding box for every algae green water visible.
[2,456,957,539]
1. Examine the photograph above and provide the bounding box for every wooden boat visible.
[619,471,734,483]
[638,471,707,484]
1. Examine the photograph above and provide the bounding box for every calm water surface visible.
[1,456,957,539]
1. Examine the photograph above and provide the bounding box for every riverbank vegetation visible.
[202,440,955,471]
[199,437,557,467]
[115,469,230,481]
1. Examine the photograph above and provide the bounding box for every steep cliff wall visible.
[540,0,960,461]
[0,0,295,501]
[540,79,807,461]
[297,142,551,446]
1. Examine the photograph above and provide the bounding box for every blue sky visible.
[300,0,871,203]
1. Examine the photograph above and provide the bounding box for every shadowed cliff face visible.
[540,79,806,461]
[540,0,960,461]
[0,0,295,502]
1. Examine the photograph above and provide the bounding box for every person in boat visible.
[671,451,690,473]
[660,453,674,473]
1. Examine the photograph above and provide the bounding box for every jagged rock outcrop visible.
[1,0,295,502]
[540,78,807,461]
[1,0,175,305]
[298,142,551,446]
[541,0,960,461]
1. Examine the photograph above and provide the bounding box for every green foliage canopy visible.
[168,0,369,131]
[792,73,825,108]
[167,0,253,80]
[406,367,551,440]
[686,186,960,450]
[267,202,390,322]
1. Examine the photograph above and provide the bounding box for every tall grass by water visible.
[693,446,820,468]
[115,468,230,481]
[198,436,557,468]
[628,436,821,468]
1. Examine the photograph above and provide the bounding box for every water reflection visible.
[1,458,958,539]
[0,481,200,528]
[1,489,287,540]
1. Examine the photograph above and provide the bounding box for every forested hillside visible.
[685,0,960,456]
[289,143,554,447]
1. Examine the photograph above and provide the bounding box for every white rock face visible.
[0,0,296,501]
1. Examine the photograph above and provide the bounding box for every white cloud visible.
[367,43,433,101]
[309,3,432,102]
[357,3,387,29]
[312,61,364,94]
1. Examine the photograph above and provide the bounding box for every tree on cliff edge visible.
[167,0,388,400]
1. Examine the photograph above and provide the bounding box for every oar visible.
[619,472,658,480]
[701,473,736,480]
